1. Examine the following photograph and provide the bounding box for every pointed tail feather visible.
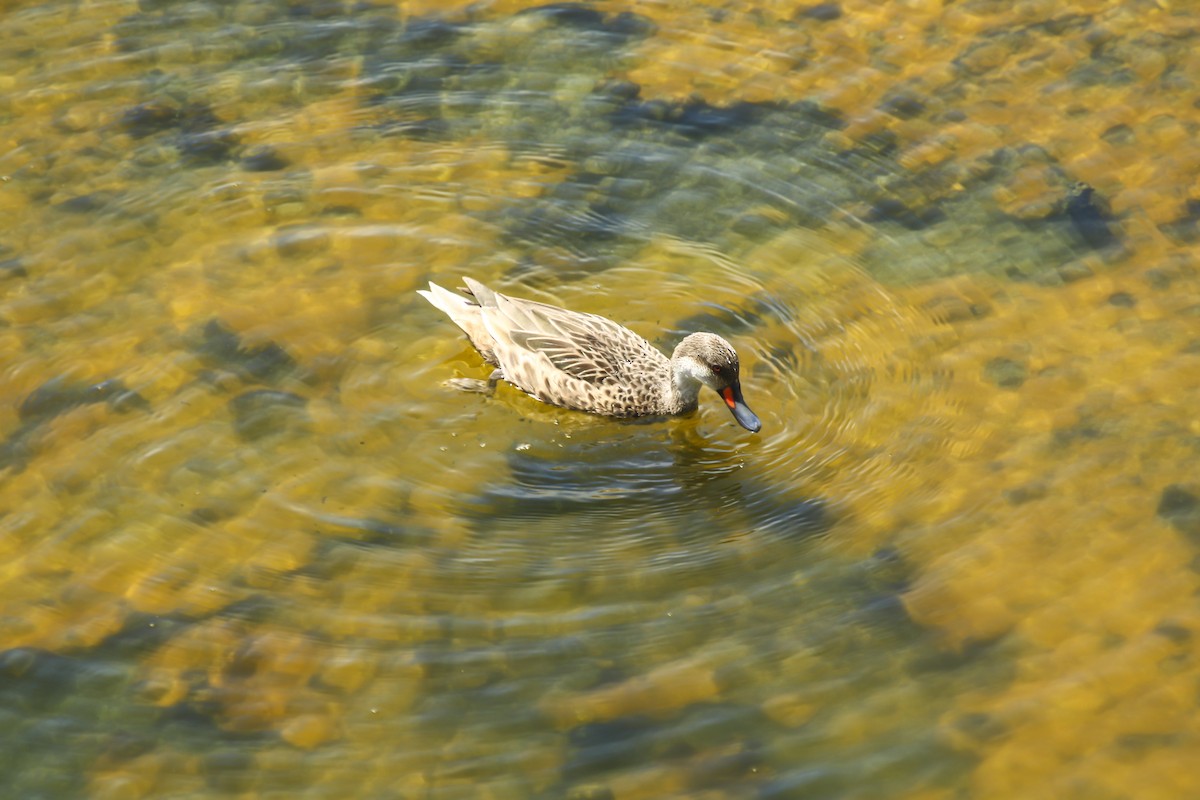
[461,276,498,308]
[417,280,498,363]
[417,281,475,316]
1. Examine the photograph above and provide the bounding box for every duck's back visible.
[465,279,676,416]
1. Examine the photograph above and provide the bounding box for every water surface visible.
[2,1,1199,798]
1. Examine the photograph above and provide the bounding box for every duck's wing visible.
[484,293,666,386]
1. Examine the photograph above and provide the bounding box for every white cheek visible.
[679,357,718,389]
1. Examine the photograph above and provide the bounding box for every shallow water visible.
[2,0,1200,798]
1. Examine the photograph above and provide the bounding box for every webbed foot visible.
[446,369,505,395]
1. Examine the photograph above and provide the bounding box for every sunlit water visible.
[2,1,1199,798]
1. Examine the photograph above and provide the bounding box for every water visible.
[2,0,1199,798]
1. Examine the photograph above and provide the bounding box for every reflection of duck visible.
[419,277,762,432]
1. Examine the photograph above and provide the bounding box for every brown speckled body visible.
[418,277,760,431]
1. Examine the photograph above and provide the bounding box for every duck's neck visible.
[667,357,704,413]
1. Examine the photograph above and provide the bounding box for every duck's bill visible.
[720,384,762,433]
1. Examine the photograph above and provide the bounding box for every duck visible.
[418,277,762,432]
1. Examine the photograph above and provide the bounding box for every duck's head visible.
[672,333,762,433]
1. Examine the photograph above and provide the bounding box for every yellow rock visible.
[89,771,155,800]
[762,692,817,728]
[541,656,721,729]
[318,651,377,694]
[281,713,339,750]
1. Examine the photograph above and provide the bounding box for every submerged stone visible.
[54,193,111,213]
[196,319,297,382]
[178,130,239,164]
[241,146,291,172]
[879,91,926,120]
[121,101,180,138]
[516,4,655,38]
[0,257,27,278]
[799,3,842,21]
[613,97,774,140]
[866,196,943,230]
[228,390,310,440]
[565,716,658,780]
[983,357,1027,389]
[1107,291,1136,307]
[1064,182,1117,250]
[399,16,463,50]
[18,378,145,424]
[0,648,82,710]
[99,731,157,763]
[203,748,256,792]
[1157,484,1200,543]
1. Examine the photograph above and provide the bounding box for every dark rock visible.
[759,498,827,539]
[1115,732,1178,752]
[97,612,187,659]
[1157,484,1200,542]
[1038,13,1091,36]
[983,357,1027,389]
[1004,482,1047,505]
[595,79,640,101]
[188,506,235,525]
[159,698,222,730]
[858,128,899,156]
[1065,182,1117,249]
[121,101,181,138]
[865,546,912,588]
[865,196,943,230]
[197,319,296,381]
[273,226,331,258]
[54,193,111,213]
[0,648,81,710]
[515,3,653,37]
[950,711,1007,743]
[224,639,264,679]
[203,748,256,792]
[100,731,157,763]
[0,429,34,473]
[670,99,772,138]
[380,117,450,141]
[1101,123,1135,146]
[518,3,606,30]
[603,11,657,38]
[1159,198,1200,244]
[1107,291,1136,307]
[1153,622,1191,644]
[921,293,987,323]
[0,257,27,278]
[110,388,151,413]
[789,99,846,129]
[799,3,842,21]
[219,595,277,624]
[399,18,461,50]
[240,146,290,172]
[18,378,137,424]
[879,91,926,119]
[287,0,344,19]
[730,212,777,239]
[612,97,774,139]
[1056,260,1094,283]
[178,103,225,133]
[565,716,657,780]
[178,130,238,165]
[228,390,309,440]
